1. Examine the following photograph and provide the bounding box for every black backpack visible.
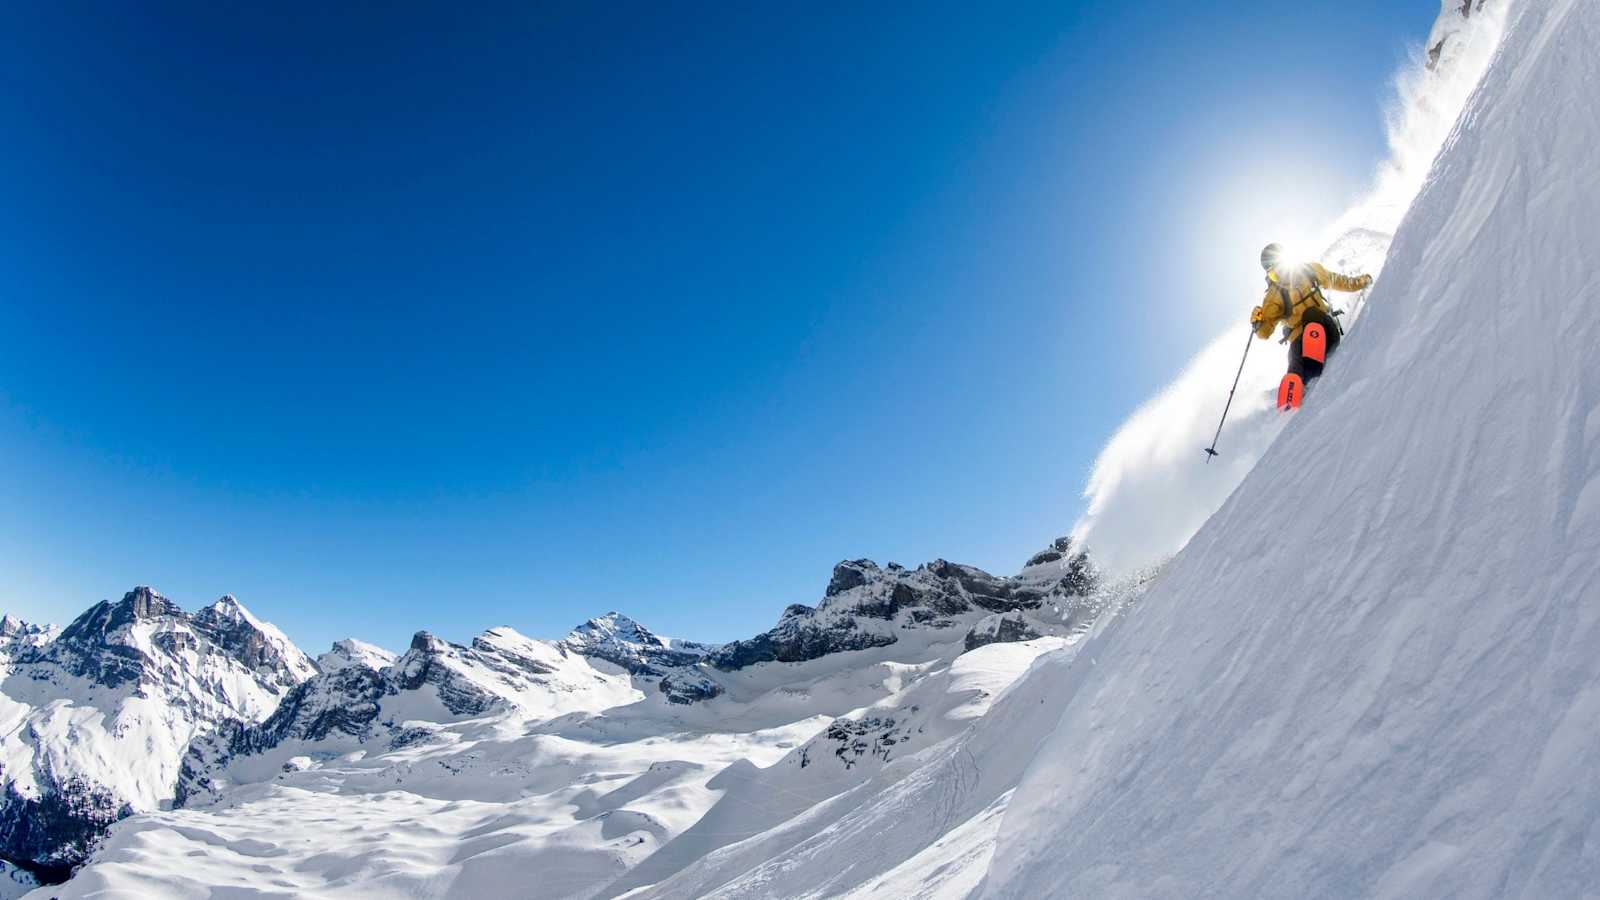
[1269,264,1342,341]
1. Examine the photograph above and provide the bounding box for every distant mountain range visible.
[0,538,1104,895]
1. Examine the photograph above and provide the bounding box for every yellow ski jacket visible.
[1252,263,1371,342]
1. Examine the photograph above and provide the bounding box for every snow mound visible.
[983,1,1600,896]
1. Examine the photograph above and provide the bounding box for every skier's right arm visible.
[1311,263,1373,293]
[1251,297,1281,339]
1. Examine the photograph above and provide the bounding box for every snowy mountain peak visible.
[568,611,658,645]
[0,614,57,666]
[562,612,714,676]
[0,588,323,874]
[190,595,317,687]
[824,559,879,598]
[56,587,181,645]
[201,594,248,621]
[406,629,452,655]
[121,585,177,619]
[315,638,396,673]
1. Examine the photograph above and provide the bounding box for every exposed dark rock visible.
[1025,536,1079,567]
[191,597,309,688]
[0,778,129,873]
[561,613,712,676]
[392,633,498,717]
[825,560,876,597]
[964,612,1043,652]
[712,544,1097,671]
[659,672,723,705]
[709,605,898,671]
[798,714,913,770]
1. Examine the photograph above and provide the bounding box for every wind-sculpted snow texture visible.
[983,1,1600,896]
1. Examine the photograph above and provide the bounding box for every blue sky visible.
[1,1,1438,652]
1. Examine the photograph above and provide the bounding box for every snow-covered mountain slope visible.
[0,862,36,900]
[980,1,1600,896]
[0,618,57,668]
[611,573,1153,900]
[35,541,1106,898]
[314,637,396,673]
[174,624,646,807]
[0,588,314,875]
[563,612,717,672]
[1071,0,1508,575]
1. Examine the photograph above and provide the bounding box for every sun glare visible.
[1270,241,1311,271]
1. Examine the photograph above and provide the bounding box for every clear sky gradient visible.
[1,1,1438,653]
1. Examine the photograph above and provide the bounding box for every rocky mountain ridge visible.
[2,538,1096,882]
[0,587,318,878]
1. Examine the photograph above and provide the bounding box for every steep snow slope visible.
[1072,0,1507,574]
[617,576,1150,900]
[983,1,1600,896]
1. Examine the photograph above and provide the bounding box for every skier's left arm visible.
[1311,262,1373,293]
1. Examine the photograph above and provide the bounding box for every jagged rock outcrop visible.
[0,616,56,667]
[392,631,504,717]
[561,613,715,676]
[190,596,317,688]
[0,780,128,878]
[964,611,1043,652]
[658,671,723,704]
[711,539,1096,671]
[174,663,389,807]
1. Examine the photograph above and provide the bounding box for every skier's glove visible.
[1358,274,1374,289]
[1250,306,1265,326]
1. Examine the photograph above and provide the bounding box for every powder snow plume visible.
[1071,0,1508,574]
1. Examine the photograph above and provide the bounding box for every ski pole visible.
[1204,327,1255,463]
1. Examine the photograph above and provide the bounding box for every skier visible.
[1251,243,1372,409]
